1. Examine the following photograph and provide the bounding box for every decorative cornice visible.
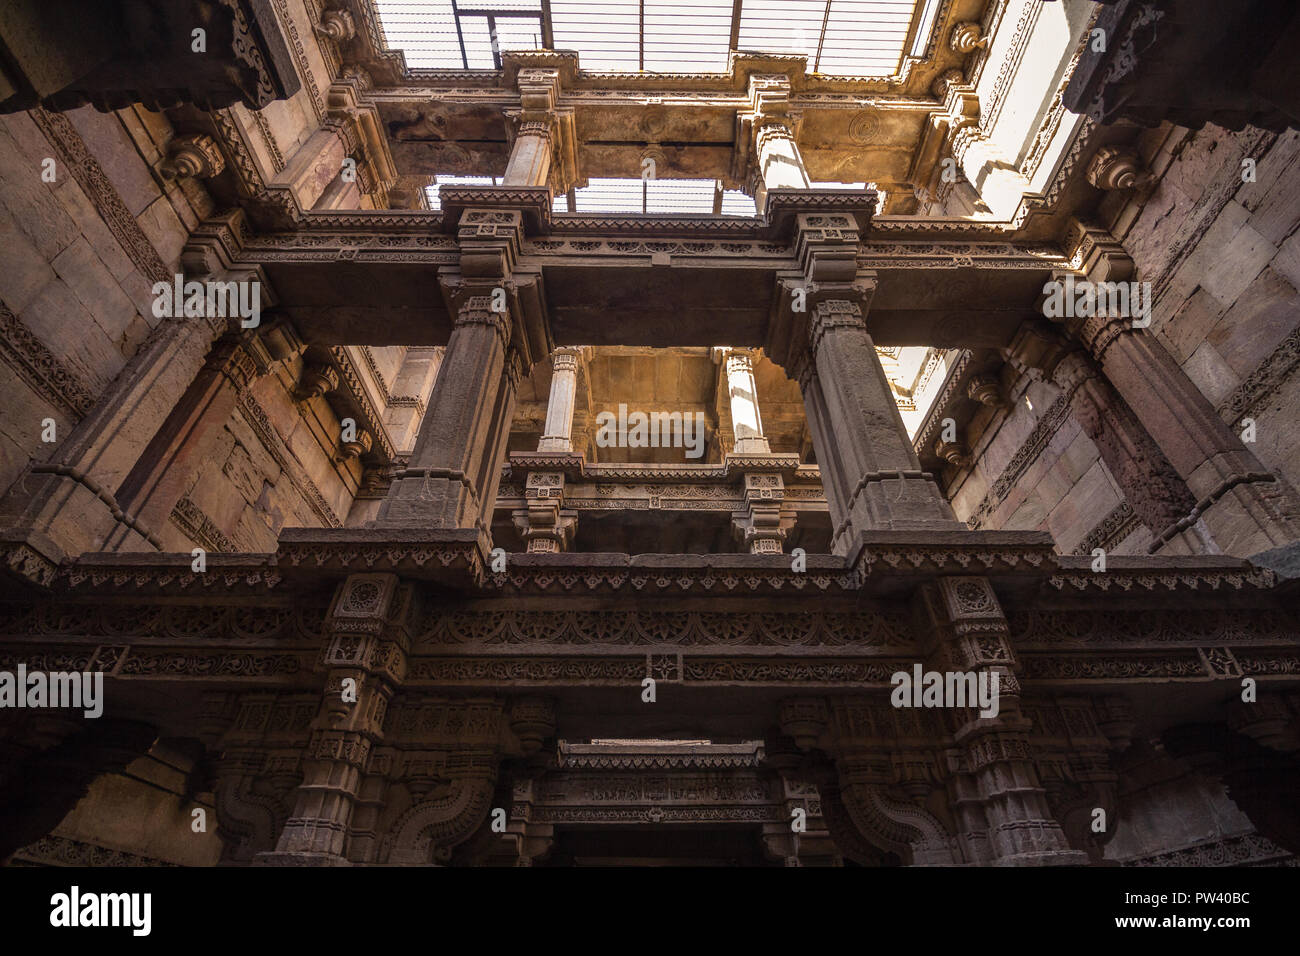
[236,391,343,528]
[30,109,170,284]
[1217,326,1300,426]
[170,496,238,553]
[12,835,181,867]
[1073,501,1142,556]
[0,303,97,418]
[329,346,397,461]
[967,394,1072,529]
[1120,832,1296,868]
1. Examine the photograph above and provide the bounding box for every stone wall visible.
[948,120,1300,555]
[0,105,198,495]
[1131,125,1300,499]
[0,94,387,554]
[10,743,222,867]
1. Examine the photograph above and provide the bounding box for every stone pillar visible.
[1066,313,1300,555]
[383,347,444,453]
[503,120,553,187]
[272,122,349,211]
[0,310,232,563]
[537,347,585,452]
[918,577,1087,865]
[738,75,810,210]
[732,471,792,554]
[1006,321,1197,543]
[106,338,254,547]
[714,347,771,454]
[256,574,405,865]
[375,297,518,545]
[755,117,810,195]
[799,298,960,554]
[502,69,572,189]
[512,471,578,553]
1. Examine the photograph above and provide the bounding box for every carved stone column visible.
[1065,313,1300,556]
[1006,320,1198,543]
[512,471,578,553]
[256,574,407,865]
[271,120,351,211]
[732,472,792,555]
[537,347,586,453]
[714,347,771,454]
[0,261,284,565]
[502,68,575,190]
[918,578,1087,865]
[107,323,302,547]
[736,75,810,210]
[375,297,518,545]
[800,297,960,553]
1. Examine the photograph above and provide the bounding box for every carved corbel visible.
[1086,145,1152,191]
[934,437,971,469]
[294,362,340,401]
[381,760,500,864]
[949,22,988,54]
[161,133,226,181]
[337,427,374,461]
[836,769,960,866]
[778,698,829,751]
[314,8,356,43]
[509,697,557,754]
[965,373,1006,408]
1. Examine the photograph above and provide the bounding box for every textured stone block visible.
[50,236,138,342]
[1197,204,1275,307]
[1182,342,1240,407]
[1158,288,1226,365]
[1208,266,1300,378]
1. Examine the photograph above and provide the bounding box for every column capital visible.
[711,346,760,369]
[452,296,512,351]
[809,299,867,357]
[550,345,588,373]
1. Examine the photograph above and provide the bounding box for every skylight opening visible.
[372,0,926,75]
[554,177,757,215]
[425,174,504,210]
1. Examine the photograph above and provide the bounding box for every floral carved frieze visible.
[416,609,915,648]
